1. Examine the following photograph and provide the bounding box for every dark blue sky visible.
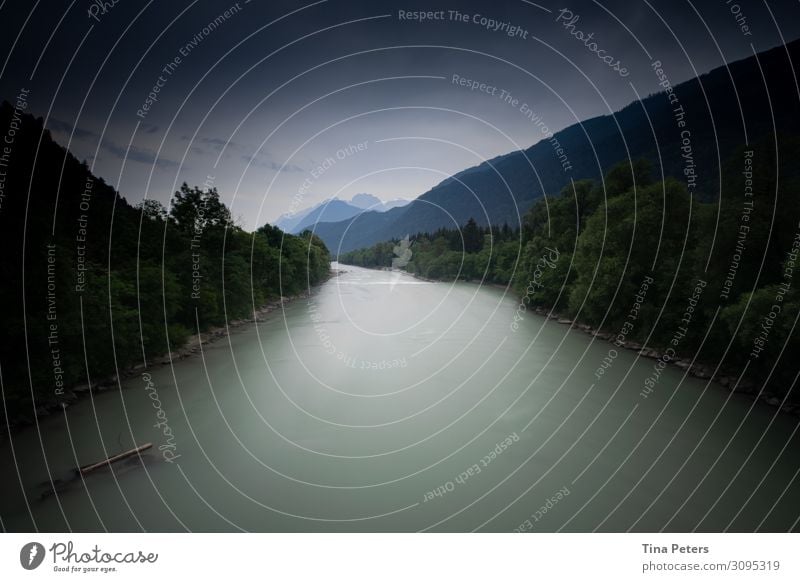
[1,0,798,228]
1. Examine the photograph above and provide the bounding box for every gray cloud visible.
[48,117,97,141]
[102,141,180,170]
[241,154,305,173]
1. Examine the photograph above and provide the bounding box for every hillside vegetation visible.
[340,138,800,405]
[0,102,330,423]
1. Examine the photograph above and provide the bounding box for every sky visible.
[1,0,799,229]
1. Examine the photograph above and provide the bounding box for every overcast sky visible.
[1,0,798,229]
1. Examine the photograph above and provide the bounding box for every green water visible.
[1,265,798,532]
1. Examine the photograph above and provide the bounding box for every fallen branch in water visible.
[77,443,152,475]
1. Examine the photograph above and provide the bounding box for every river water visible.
[2,265,799,532]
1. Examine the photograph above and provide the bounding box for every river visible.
[1,265,798,532]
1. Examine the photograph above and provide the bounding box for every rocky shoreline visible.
[530,306,799,417]
[3,269,344,436]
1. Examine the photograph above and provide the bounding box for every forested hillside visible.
[340,136,800,405]
[0,102,330,424]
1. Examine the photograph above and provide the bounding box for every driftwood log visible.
[77,442,152,475]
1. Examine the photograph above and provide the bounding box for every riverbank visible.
[527,306,799,416]
[2,268,345,437]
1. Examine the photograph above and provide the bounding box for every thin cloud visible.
[102,141,180,169]
[241,154,304,173]
[181,135,249,155]
[48,117,97,141]
[199,136,240,151]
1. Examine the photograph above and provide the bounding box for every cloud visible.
[180,135,249,155]
[102,141,180,169]
[240,154,304,173]
[48,117,97,141]
[176,137,305,175]
[48,118,175,169]
[199,136,240,151]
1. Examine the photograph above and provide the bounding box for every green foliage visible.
[720,286,800,375]
[340,147,800,401]
[549,150,799,398]
[0,103,331,420]
[338,221,522,285]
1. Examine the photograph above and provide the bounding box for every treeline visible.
[339,220,522,284]
[339,136,800,400]
[0,102,330,422]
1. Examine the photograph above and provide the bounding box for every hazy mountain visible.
[349,193,410,211]
[276,194,410,234]
[274,205,318,233]
[349,193,384,209]
[381,198,411,211]
[313,40,800,254]
[290,199,371,233]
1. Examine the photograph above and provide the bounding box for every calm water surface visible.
[2,265,799,531]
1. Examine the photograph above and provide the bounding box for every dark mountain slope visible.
[316,39,800,253]
[289,199,367,233]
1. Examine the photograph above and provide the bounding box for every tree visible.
[169,183,232,232]
[462,218,483,254]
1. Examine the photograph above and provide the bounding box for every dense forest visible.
[0,102,331,424]
[340,219,522,285]
[339,136,800,404]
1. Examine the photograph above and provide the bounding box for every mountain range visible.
[274,193,409,234]
[309,40,800,253]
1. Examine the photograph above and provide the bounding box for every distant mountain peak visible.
[273,194,410,233]
[350,193,383,209]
